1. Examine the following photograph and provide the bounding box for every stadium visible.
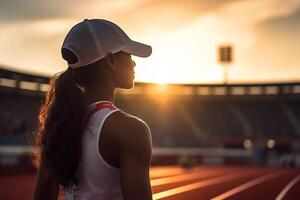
[1,1,300,199]
[0,66,299,199]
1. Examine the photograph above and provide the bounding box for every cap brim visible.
[122,40,152,58]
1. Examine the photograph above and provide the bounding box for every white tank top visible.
[73,101,123,200]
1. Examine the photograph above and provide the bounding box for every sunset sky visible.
[0,0,300,84]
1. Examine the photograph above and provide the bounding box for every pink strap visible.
[86,102,117,121]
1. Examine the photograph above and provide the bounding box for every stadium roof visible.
[1,66,300,97]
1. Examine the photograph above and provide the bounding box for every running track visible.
[0,165,299,200]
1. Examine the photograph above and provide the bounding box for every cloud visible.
[0,0,237,34]
[108,0,237,36]
[135,0,300,83]
[243,8,300,74]
[199,0,300,27]
[0,0,237,76]
[0,0,149,22]
[1,0,300,82]
[210,0,300,82]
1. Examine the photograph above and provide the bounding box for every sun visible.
[134,56,174,84]
[152,67,170,84]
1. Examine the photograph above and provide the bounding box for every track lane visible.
[153,167,278,200]
[211,170,286,200]
[1,165,300,200]
[215,169,300,200]
[152,167,272,200]
[152,166,242,193]
[275,174,300,200]
[279,175,300,200]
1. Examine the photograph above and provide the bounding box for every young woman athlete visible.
[32,19,153,200]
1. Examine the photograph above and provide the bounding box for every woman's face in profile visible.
[112,51,136,89]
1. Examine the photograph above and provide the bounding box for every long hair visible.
[31,49,104,189]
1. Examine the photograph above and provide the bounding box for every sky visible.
[0,0,300,84]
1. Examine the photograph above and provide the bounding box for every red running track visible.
[0,165,299,200]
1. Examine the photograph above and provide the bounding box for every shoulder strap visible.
[86,102,118,121]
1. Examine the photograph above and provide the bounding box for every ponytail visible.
[32,67,87,188]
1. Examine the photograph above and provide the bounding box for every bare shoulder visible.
[106,111,152,154]
[109,111,151,135]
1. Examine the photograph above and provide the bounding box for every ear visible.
[105,52,117,70]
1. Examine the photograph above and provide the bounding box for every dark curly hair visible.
[31,49,103,189]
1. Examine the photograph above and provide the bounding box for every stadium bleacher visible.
[0,92,42,145]
[0,67,300,157]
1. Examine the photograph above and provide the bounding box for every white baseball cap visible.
[61,19,152,69]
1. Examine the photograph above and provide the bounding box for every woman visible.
[32,19,153,200]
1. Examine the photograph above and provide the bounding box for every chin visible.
[120,82,134,89]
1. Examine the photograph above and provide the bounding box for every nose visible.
[132,60,136,67]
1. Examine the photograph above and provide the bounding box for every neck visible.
[85,84,116,105]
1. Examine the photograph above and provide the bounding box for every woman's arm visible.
[116,115,153,200]
[33,158,59,200]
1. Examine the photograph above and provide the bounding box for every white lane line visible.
[275,174,300,200]
[153,171,255,200]
[151,169,231,187]
[211,171,285,200]
[150,167,186,179]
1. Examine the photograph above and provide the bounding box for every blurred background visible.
[1,0,300,199]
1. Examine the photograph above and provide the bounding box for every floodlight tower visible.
[218,45,233,85]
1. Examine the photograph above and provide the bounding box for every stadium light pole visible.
[218,45,233,85]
